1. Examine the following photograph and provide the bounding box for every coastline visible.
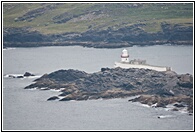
[3,40,193,49]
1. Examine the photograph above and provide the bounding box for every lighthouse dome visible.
[122,49,127,52]
[121,49,129,63]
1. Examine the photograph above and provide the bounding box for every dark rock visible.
[7,72,35,79]
[59,95,75,101]
[177,82,193,88]
[174,103,186,107]
[8,75,16,78]
[47,96,59,101]
[76,95,89,101]
[172,108,179,111]
[58,91,72,96]
[26,68,193,97]
[40,88,50,91]
[156,102,167,108]
[8,74,24,78]
[130,94,192,112]
[24,72,35,77]
[88,95,101,100]
[44,69,87,82]
[34,74,48,81]
[16,76,24,78]
[101,67,110,72]
[24,68,193,113]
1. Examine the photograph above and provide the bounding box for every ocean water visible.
[3,45,193,130]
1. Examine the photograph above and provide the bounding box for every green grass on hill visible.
[3,3,193,34]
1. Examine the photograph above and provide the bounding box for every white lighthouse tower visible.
[121,49,129,63]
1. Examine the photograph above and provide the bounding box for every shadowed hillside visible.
[3,3,193,48]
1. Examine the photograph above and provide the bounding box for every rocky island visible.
[25,67,193,113]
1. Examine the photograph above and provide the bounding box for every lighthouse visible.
[121,49,129,63]
[115,48,171,71]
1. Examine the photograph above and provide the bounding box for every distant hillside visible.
[3,3,193,48]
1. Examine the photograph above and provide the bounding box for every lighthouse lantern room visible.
[121,49,129,63]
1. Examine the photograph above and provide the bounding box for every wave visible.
[4,74,23,78]
[25,75,41,79]
[50,89,61,92]
[27,87,38,90]
[158,115,174,119]
[3,48,16,51]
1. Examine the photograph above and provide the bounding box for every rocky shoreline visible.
[3,23,193,48]
[24,67,193,113]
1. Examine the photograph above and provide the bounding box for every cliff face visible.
[3,23,193,48]
[24,68,193,112]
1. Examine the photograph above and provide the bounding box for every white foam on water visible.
[3,48,16,50]
[24,75,41,79]
[27,87,38,90]
[158,115,174,119]
[151,103,157,107]
[4,74,23,78]
[141,104,151,108]
[50,89,61,92]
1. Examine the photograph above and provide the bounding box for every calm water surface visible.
[3,45,193,130]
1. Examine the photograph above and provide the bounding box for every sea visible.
[2,45,194,131]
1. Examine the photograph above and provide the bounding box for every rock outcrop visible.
[129,94,193,113]
[7,72,35,78]
[47,96,59,101]
[24,72,35,77]
[24,68,193,112]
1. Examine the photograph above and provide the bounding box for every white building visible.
[115,49,171,72]
[121,49,129,63]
